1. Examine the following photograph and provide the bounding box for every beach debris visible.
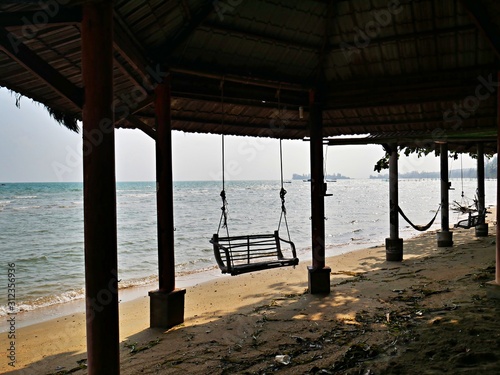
[275,354,291,365]
[47,359,87,374]
[330,342,380,372]
[124,338,161,355]
[292,335,305,343]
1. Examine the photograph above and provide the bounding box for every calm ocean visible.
[0,179,496,317]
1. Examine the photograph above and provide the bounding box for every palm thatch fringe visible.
[43,105,79,133]
[6,88,80,133]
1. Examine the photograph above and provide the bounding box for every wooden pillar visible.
[486,73,500,296]
[307,89,331,294]
[475,142,488,236]
[148,76,186,328]
[81,2,119,374]
[385,144,403,261]
[437,143,453,247]
[497,71,500,283]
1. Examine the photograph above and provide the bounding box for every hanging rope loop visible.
[218,189,228,231]
[277,138,291,242]
[280,187,287,215]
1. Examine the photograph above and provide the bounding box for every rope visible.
[324,143,329,178]
[460,154,464,198]
[398,205,441,232]
[217,79,230,237]
[277,138,291,242]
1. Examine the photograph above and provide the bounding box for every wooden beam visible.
[114,95,156,124]
[322,114,496,131]
[0,8,82,27]
[0,27,83,109]
[460,0,500,61]
[151,1,215,61]
[122,115,157,140]
[156,114,305,131]
[113,55,147,94]
[113,15,152,88]
[202,21,319,51]
[170,66,307,92]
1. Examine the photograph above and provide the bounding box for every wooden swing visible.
[210,137,299,276]
[452,155,486,229]
[454,209,486,229]
[209,83,298,275]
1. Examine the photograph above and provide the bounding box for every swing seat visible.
[210,231,299,276]
[454,209,486,229]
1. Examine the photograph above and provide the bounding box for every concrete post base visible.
[475,223,488,237]
[149,288,186,329]
[385,238,403,261]
[485,281,500,299]
[437,231,453,247]
[308,266,331,294]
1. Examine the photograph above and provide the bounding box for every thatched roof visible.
[0,0,498,151]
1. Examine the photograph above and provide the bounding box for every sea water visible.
[0,179,496,317]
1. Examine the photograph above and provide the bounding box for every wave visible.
[0,288,85,316]
[13,195,38,199]
[0,268,217,316]
[13,205,42,210]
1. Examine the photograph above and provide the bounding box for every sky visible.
[0,87,479,183]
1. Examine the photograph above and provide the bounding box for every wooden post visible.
[497,71,500,283]
[307,89,331,294]
[81,2,119,374]
[486,72,500,295]
[437,142,453,247]
[148,76,186,328]
[475,142,488,236]
[385,144,403,261]
[155,78,175,293]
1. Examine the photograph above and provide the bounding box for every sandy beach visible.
[2,211,500,374]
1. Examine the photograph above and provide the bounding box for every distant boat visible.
[326,179,337,182]
[303,179,311,182]
[284,181,292,184]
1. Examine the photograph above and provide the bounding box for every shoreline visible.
[0,228,429,333]
[0,202,485,333]
[3,216,496,373]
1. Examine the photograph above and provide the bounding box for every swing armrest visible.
[276,234,297,259]
[210,235,232,273]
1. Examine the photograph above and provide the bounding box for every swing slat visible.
[211,230,299,276]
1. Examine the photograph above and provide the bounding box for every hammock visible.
[398,205,441,232]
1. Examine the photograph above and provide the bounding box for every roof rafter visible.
[120,115,157,140]
[202,21,320,52]
[0,8,82,27]
[460,0,500,61]
[150,1,215,62]
[113,11,153,89]
[0,27,83,109]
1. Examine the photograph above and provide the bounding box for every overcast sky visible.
[0,87,478,183]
